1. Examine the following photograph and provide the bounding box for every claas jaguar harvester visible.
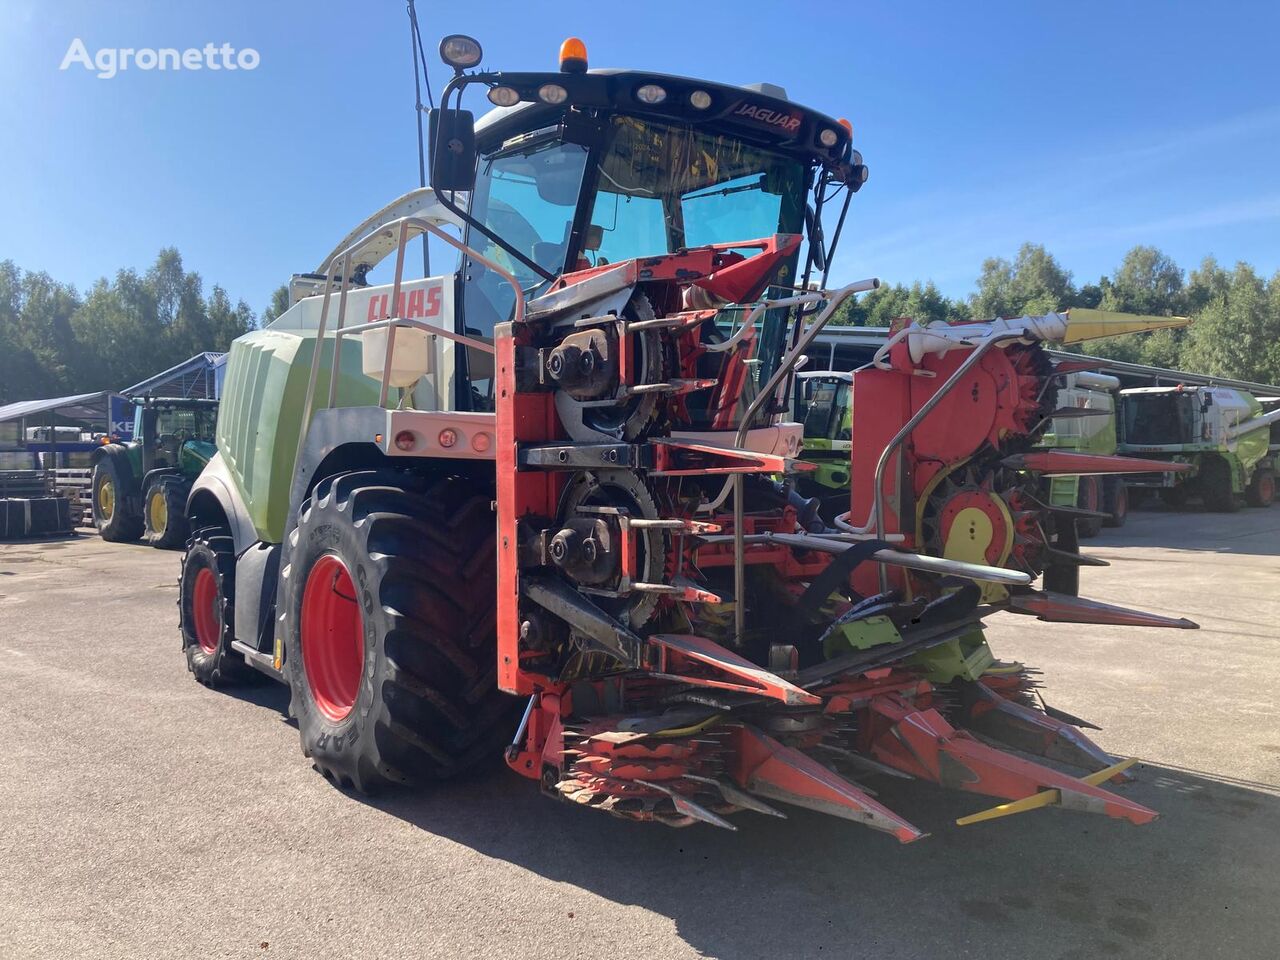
[182,35,1196,838]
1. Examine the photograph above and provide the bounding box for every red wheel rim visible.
[300,555,365,723]
[192,567,220,655]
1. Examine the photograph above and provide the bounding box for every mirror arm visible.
[430,73,558,284]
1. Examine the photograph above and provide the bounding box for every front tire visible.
[1076,476,1104,539]
[281,470,513,792]
[92,453,143,542]
[1103,477,1128,528]
[144,474,191,549]
[179,528,249,685]
[1200,457,1239,513]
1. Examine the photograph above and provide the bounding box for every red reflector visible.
[394,430,416,451]
[438,428,458,449]
[471,431,492,453]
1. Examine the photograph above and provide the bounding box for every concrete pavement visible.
[1,507,1277,959]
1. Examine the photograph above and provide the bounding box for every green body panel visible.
[810,459,852,492]
[1231,404,1269,477]
[823,615,901,657]
[1037,380,1119,507]
[216,328,383,545]
[909,629,993,683]
[122,444,144,481]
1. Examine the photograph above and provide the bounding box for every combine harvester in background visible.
[1118,385,1280,511]
[177,33,1199,838]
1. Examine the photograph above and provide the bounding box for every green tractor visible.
[90,397,219,547]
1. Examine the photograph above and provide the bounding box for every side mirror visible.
[429,108,477,192]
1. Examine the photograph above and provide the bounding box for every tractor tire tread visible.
[282,470,512,791]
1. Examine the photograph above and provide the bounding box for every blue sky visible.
[2,0,1278,317]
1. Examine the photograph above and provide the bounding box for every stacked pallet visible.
[53,468,94,526]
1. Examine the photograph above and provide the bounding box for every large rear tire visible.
[179,528,250,685]
[143,474,191,549]
[92,452,143,542]
[281,470,513,792]
[1246,468,1275,508]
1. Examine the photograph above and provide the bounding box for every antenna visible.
[406,0,434,275]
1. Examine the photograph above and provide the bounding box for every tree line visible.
[5,241,1280,406]
[831,243,1280,386]
[0,249,258,405]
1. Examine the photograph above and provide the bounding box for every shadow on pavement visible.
[1082,506,1280,557]
[353,756,1280,960]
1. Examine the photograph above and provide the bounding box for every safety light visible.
[487,86,521,107]
[819,127,839,147]
[559,37,588,73]
[471,431,492,453]
[689,89,712,110]
[636,84,667,105]
[538,83,569,105]
[838,117,853,137]
[439,34,483,71]
[393,430,417,451]
[438,428,458,448]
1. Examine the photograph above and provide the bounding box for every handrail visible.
[292,214,525,480]
[868,331,1022,590]
[728,277,879,645]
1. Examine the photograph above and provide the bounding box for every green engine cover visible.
[216,328,383,545]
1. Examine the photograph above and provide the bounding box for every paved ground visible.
[1,507,1278,960]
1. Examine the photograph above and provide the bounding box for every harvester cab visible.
[183,34,1200,839]
[794,371,853,506]
[91,396,219,548]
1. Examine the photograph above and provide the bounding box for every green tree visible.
[971,255,1014,319]
[970,243,1074,318]
[832,281,968,327]
[207,286,255,347]
[261,284,290,325]
[0,262,82,402]
[1181,263,1279,383]
[1008,243,1074,315]
[1099,246,1184,316]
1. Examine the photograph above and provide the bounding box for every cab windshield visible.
[464,116,808,334]
[460,115,810,411]
[586,116,806,267]
[1123,394,1195,445]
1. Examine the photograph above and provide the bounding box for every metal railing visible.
[293,216,525,476]
[727,278,880,644]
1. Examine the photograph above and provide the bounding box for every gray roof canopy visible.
[0,392,115,424]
